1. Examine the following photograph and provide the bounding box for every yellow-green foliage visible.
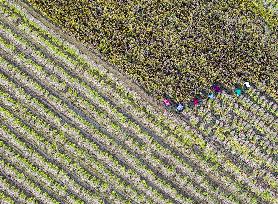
[27,0,277,102]
[242,0,278,29]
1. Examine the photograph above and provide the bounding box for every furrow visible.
[0,175,36,204]
[0,140,80,204]
[0,22,221,203]
[0,157,58,204]
[0,63,161,203]
[0,33,197,203]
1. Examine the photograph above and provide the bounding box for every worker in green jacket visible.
[234,87,242,96]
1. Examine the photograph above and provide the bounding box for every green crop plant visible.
[0,1,277,203]
[0,65,163,202]
[0,141,80,202]
[0,106,121,203]
[0,20,235,202]
[0,159,59,204]
[23,0,277,103]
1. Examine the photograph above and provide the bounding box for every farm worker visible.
[163,98,171,107]
[208,93,215,99]
[193,98,199,106]
[234,88,242,96]
[212,84,222,93]
[176,103,184,112]
[244,82,250,89]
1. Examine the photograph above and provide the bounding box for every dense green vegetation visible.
[0,0,277,203]
[26,0,277,102]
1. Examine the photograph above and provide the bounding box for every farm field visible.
[25,0,278,102]
[0,0,277,204]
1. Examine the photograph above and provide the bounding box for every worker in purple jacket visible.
[212,84,222,94]
[163,98,171,106]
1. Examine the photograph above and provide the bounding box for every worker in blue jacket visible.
[176,103,184,113]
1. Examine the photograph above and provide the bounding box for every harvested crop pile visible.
[26,0,278,101]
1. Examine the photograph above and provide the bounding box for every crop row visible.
[0,191,15,204]
[0,10,238,203]
[1,1,276,202]
[0,5,264,203]
[0,174,37,204]
[0,156,58,204]
[0,14,241,204]
[0,33,201,203]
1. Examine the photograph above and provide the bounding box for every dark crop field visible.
[0,0,277,204]
[25,0,277,102]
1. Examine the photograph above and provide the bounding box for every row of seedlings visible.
[1,1,274,202]
[0,174,37,203]
[194,92,277,195]
[0,19,182,203]
[0,99,127,204]
[0,62,151,203]
[0,7,224,202]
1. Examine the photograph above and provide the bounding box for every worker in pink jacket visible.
[163,98,171,107]
[193,97,199,106]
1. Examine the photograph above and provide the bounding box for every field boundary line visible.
[13,0,167,115]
